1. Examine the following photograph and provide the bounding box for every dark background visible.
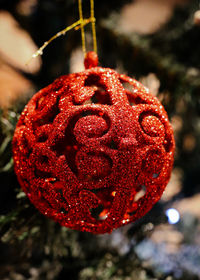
[0,0,200,279]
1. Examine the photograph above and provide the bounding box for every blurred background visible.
[0,0,200,279]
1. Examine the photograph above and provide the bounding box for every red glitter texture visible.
[13,53,175,234]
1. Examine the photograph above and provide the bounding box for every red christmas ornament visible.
[13,52,175,234]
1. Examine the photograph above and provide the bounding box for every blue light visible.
[166,208,180,224]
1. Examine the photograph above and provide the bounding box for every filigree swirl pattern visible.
[13,66,175,234]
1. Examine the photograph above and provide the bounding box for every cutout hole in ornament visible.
[48,108,60,123]
[81,111,93,117]
[86,90,112,105]
[60,207,68,214]
[90,187,104,194]
[126,93,148,106]
[90,204,106,220]
[47,97,60,123]
[23,137,32,157]
[79,109,106,119]
[139,110,154,122]
[90,187,115,215]
[44,177,57,183]
[52,113,81,175]
[35,93,55,112]
[36,97,60,126]
[98,208,109,220]
[82,99,92,105]
[35,96,46,110]
[38,134,48,143]
[40,155,49,164]
[120,80,148,106]
[42,195,53,209]
[34,169,52,179]
[153,173,159,178]
[37,111,59,126]
[127,94,136,106]
[83,74,112,106]
[109,140,118,150]
[128,210,137,216]
[64,145,78,175]
[22,134,28,146]
[37,118,46,126]
[27,149,33,158]
[22,178,29,186]
[135,96,147,105]
[58,188,63,194]
[164,135,173,153]
[121,81,146,106]
[57,189,69,204]
[91,186,114,195]
[21,135,32,157]
[93,86,105,97]
[84,74,100,86]
[134,185,146,202]
[19,118,25,126]
[122,82,136,106]
[121,82,134,92]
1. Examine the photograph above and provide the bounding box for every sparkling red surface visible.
[13,53,175,234]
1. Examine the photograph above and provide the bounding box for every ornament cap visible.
[84,51,98,69]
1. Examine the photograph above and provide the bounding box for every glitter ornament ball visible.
[13,52,175,234]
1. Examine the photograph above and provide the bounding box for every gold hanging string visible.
[26,0,97,65]
[90,0,97,53]
[78,0,86,56]
[77,0,97,54]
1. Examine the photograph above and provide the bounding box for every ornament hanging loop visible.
[78,0,86,56]
[78,0,98,57]
[27,0,97,65]
[90,0,97,54]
